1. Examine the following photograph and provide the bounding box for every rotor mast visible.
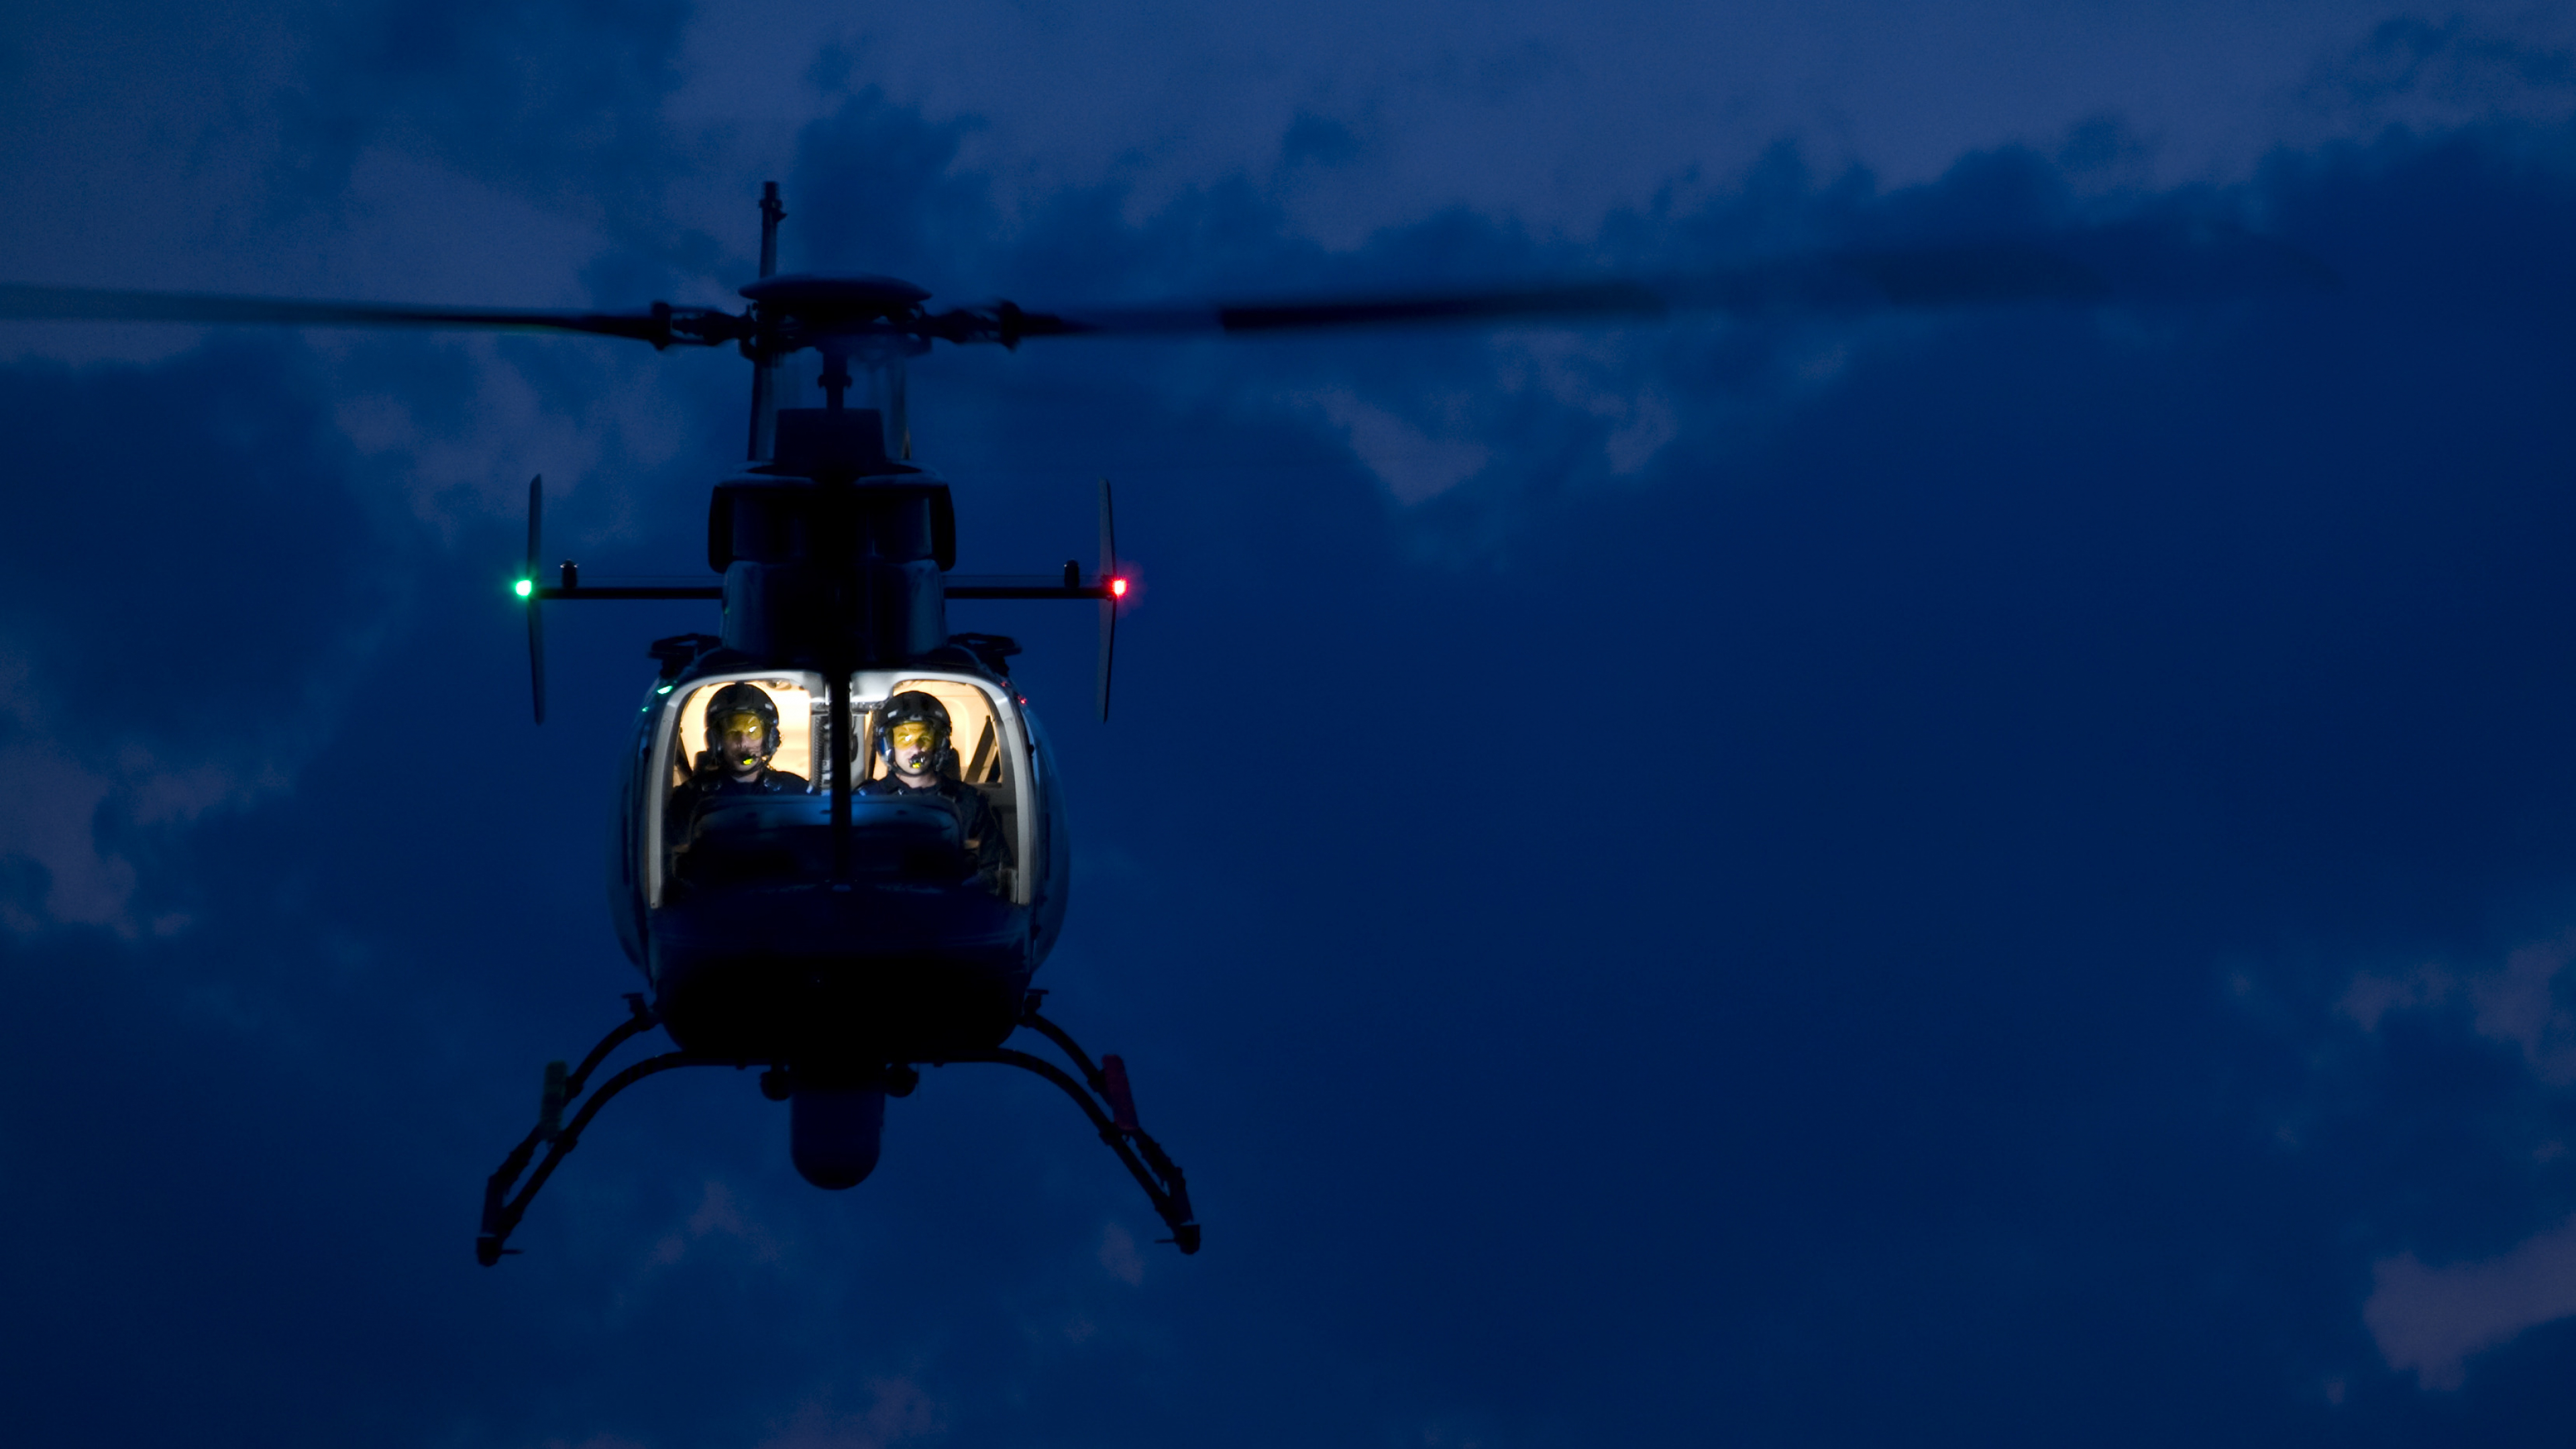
[746,181,787,461]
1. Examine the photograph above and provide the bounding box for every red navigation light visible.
[1110,577,1130,598]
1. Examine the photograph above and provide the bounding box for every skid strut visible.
[956,998,1199,1253]
[476,993,708,1265]
[475,991,1201,1263]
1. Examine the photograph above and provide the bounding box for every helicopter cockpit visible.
[651,670,1031,905]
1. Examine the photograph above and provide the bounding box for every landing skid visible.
[475,992,1200,1265]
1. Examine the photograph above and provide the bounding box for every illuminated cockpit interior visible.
[650,672,1030,904]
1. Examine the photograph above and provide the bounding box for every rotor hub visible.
[739,273,939,370]
[740,272,929,319]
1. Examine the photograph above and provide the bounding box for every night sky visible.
[5,3,2576,1446]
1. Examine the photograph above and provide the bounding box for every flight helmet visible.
[702,682,784,771]
[873,690,957,779]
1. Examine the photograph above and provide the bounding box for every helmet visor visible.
[718,710,768,765]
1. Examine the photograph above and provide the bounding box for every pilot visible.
[669,682,809,833]
[859,690,1010,885]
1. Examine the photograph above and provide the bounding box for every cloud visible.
[756,1379,943,1449]
[1098,1220,1145,1286]
[2340,933,2576,1083]
[645,1179,786,1268]
[1302,386,1491,503]
[2341,934,2576,1386]
[0,343,398,935]
[786,82,2390,535]
[327,330,695,537]
[2337,963,2454,1032]
[272,0,702,247]
[2470,937,2576,1085]
[2293,17,2576,143]
[0,728,284,938]
[2367,1215,2576,1389]
[0,733,125,932]
[1281,111,1366,170]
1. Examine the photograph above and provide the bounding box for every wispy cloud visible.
[1098,1220,1145,1286]
[2345,932,2576,1385]
[2367,1214,2576,1390]
[2342,932,2576,1083]
[755,1379,943,1449]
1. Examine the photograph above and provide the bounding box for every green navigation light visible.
[515,579,533,599]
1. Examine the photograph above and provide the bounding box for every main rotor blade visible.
[946,225,2331,345]
[1020,279,1671,337]
[0,284,743,347]
[1006,250,2106,340]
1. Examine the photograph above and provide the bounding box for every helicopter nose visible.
[790,1086,887,1189]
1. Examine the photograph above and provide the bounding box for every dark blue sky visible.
[5,5,2576,1446]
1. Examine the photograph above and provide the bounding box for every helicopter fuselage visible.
[591,405,1075,1073]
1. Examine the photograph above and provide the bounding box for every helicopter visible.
[0,181,2326,1266]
